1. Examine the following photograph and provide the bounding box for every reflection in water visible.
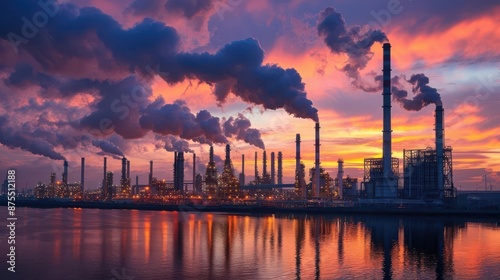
[2,207,499,280]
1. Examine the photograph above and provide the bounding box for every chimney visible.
[81,157,85,193]
[209,146,214,163]
[271,152,275,185]
[225,144,231,162]
[436,105,444,198]
[315,122,320,197]
[263,151,267,178]
[254,151,259,181]
[382,43,392,177]
[127,160,130,179]
[121,157,127,181]
[135,175,139,195]
[174,152,184,193]
[295,134,305,198]
[174,151,178,190]
[193,153,196,187]
[277,152,283,185]
[149,160,153,186]
[102,157,107,200]
[239,154,245,186]
[337,159,344,199]
[63,160,68,185]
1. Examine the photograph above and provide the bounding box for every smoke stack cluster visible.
[436,105,444,197]
[295,134,306,198]
[382,43,392,177]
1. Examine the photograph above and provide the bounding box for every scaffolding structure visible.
[403,147,455,199]
[363,157,399,197]
[363,157,399,182]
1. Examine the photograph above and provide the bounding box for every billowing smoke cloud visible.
[140,98,228,144]
[155,135,193,153]
[161,38,319,121]
[0,114,65,160]
[223,114,265,149]
[91,139,124,157]
[0,0,318,160]
[392,73,442,111]
[317,7,387,89]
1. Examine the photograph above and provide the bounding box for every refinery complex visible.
[10,43,464,208]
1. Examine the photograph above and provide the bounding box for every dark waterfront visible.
[1,207,500,279]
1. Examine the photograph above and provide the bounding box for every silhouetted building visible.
[219,144,239,198]
[205,146,218,196]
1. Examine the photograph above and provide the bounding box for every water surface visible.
[1,207,499,279]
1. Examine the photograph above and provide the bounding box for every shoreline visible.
[2,198,500,218]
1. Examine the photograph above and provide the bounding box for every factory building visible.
[218,144,240,198]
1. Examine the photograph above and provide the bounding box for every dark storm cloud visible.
[223,114,265,149]
[392,73,442,111]
[317,7,387,87]
[164,0,213,19]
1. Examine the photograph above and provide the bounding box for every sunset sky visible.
[0,0,499,190]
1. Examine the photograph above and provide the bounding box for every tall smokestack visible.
[127,160,130,179]
[295,134,305,198]
[193,153,196,187]
[174,151,178,190]
[81,157,85,194]
[337,159,344,199]
[209,146,214,163]
[225,144,231,162]
[149,160,153,186]
[271,152,275,185]
[263,151,268,177]
[239,154,245,186]
[121,157,127,181]
[103,157,107,199]
[315,122,320,197]
[382,43,392,177]
[63,160,68,185]
[277,152,283,184]
[436,105,444,198]
[135,175,138,195]
[254,151,258,180]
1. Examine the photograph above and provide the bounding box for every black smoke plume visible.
[317,7,387,89]
[392,74,442,111]
[223,114,265,149]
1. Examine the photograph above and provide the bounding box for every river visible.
[1,207,499,279]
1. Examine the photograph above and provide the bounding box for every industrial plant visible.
[28,43,464,208]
